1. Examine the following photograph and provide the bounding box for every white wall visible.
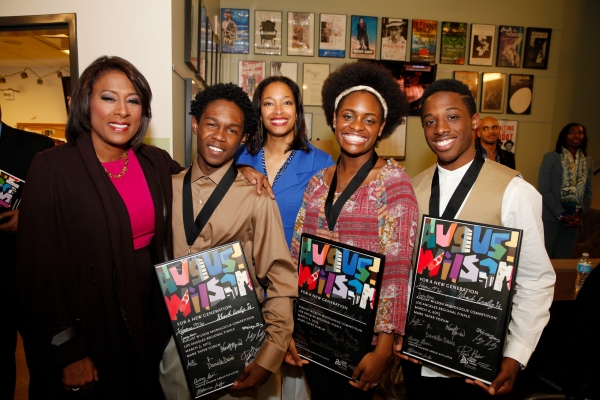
[0,67,68,127]
[0,0,174,152]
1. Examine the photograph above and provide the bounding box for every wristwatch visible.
[558,213,564,220]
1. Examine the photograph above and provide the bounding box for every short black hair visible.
[245,76,310,155]
[420,78,477,118]
[189,83,256,136]
[321,61,408,141]
[66,55,152,149]
[555,123,587,156]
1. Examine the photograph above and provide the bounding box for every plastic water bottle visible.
[575,253,592,292]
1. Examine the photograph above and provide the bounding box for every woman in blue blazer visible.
[236,76,334,247]
[538,123,593,259]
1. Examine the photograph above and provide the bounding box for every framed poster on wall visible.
[496,26,524,68]
[377,117,407,160]
[453,71,479,105]
[523,27,552,69]
[288,12,315,56]
[410,19,437,63]
[270,62,298,82]
[507,74,534,115]
[469,24,495,66]
[184,0,200,73]
[302,63,330,106]
[439,22,467,65]
[380,17,408,61]
[350,15,377,59]
[319,13,346,58]
[221,8,249,54]
[481,72,507,113]
[255,10,282,55]
[238,61,265,99]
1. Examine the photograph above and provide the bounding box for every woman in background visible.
[539,122,593,259]
[289,61,418,399]
[236,75,333,247]
[16,56,182,399]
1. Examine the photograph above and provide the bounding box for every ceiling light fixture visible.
[0,77,5,84]
[20,70,28,79]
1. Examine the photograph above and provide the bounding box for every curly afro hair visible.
[189,83,257,135]
[420,79,477,118]
[321,61,408,141]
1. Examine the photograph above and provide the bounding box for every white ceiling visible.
[0,28,70,69]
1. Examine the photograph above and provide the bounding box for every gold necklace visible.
[337,169,357,189]
[104,150,129,179]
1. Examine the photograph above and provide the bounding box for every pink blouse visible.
[103,149,155,249]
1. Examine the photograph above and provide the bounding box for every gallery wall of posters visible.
[238,61,265,99]
[319,14,347,58]
[350,15,377,59]
[254,10,282,55]
[380,17,408,61]
[481,72,507,113]
[469,24,495,66]
[507,74,534,115]
[288,12,315,56]
[454,71,479,104]
[411,19,437,63]
[523,27,552,69]
[270,61,298,82]
[496,26,524,68]
[221,8,249,54]
[440,22,467,65]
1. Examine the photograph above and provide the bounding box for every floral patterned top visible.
[291,158,418,337]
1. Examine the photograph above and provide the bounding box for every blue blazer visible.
[538,151,593,222]
[235,143,334,246]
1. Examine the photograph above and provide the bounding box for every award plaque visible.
[293,233,385,379]
[155,241,265,398]
[403,216,522,384]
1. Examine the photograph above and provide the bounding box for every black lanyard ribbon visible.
[325,151,379,231]
[182,162,238,248]
[429,153,485,219]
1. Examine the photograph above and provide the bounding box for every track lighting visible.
[0,77,5,83]
[20,71,28,79]
[37,78,43,85]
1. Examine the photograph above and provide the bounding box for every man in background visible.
[0,105,54,399]
[476,116,516,169]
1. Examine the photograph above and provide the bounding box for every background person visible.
[538,122,593,259]
[15,55,182,399]
[476,116,516,169]
[0,105,54,400]
[289,61,418,400]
